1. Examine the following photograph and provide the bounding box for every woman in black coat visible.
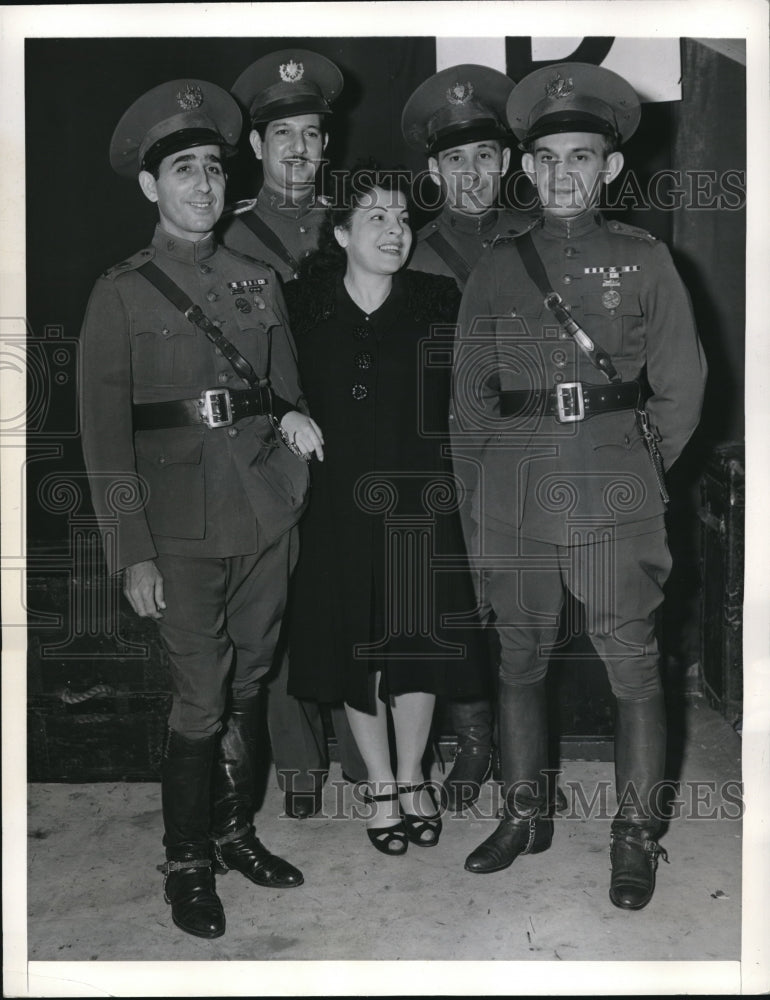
[284,167,488,856]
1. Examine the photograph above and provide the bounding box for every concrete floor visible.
[17,697,748,995]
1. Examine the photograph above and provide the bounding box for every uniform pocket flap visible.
[134,429,204,466]
[580,292,642,317]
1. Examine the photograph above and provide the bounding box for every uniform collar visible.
[152,226,217,263]
[540,209,603,239]
[439,203,500,236]
[257,185,316,220]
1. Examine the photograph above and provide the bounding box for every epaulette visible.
[492,216,540,249]
[222,244,275,275]
[222,198,257,219]
[101,246,155,279]
[605,219,658,244]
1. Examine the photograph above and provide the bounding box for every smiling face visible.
[334,185,412,279]
[250,113,328,198]
[522,132,623,218]
[138,144,226,241]
[428,139,510,214]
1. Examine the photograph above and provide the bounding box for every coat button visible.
[227,427,239,438]
[207,291,219,302]
[562,274,572,284]
[353,325,370,340]
[354,351,374,370]
[299,225,308,234]
[351,383,368,400]
[166,240,176,251]
[158,456,166,465]
[564,246,576,257]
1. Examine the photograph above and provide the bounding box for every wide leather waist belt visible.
[499,380,641,423]
[133,386,273,431]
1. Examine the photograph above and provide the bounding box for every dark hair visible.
[296,161,412,282]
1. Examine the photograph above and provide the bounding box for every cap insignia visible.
[279,59,304,83]
[544,73,574,100]
[446,81,474,105]
[177,84,204,111]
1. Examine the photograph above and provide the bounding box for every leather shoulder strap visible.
[239,212,299,275]
[424,230,472,285]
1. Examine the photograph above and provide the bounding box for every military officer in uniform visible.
[221,49,367,813]
[402,64,533,289]
[401,65,533,813]
[452,63,706,909]
[80,80,321,938]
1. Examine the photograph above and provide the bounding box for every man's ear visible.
[604,150,624,185]
[333,224,349,249]
[138,170,159,204]
[426,155,442,190]
[521,151,535,181]
[323,132,329,152]
[249,129,263,161]
[501,146,511,175]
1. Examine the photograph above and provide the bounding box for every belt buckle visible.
[201,388,233,428]
[555,382,585,422]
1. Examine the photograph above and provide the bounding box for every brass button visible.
[351,383,368,401]
[353,325,369,340]
[207,291,219,303]
[299,225,308,234]
[564,246,576,257]
[562,274,572,285]
[354,351,374,370]
[227,427,238,438]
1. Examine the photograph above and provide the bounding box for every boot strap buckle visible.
[157,859,211,874]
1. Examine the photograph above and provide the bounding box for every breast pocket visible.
[131,313,198,387]
[580,291,644,360]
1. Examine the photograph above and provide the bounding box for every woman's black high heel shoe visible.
[363,788,408,856]
[398,781,442,847]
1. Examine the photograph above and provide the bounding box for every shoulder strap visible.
[239,212,299,275]
[424,230,472,285]
[139,260,264,389]
[516,230,620,384]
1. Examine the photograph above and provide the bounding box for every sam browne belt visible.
[499,380,641,423]
[133,385,288,431]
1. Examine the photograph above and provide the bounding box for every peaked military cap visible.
[231,49,343,125]
[109,79,242,178]
[506,62,641,147]
[401,64,515,155]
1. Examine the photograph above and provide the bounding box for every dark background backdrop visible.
[24,37,746,779]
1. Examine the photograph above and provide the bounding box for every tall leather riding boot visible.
[609,692,669,910]
[211,695,304,889]
[465,681,553,873]
[160,731,225,939]
[444,698,494,813]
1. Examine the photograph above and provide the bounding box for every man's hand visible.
[280,411,325,461]
[123,559,166,619]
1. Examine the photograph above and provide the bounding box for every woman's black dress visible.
[285,269,488,714]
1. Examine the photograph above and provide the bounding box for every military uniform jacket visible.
[79,226,306,575]
[451,211,707,546]
[408,204,532,289]
[219,186,327,282]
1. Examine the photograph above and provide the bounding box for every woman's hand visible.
[280,411,325,461]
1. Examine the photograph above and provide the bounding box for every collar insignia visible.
[177,84,204,110]
[279,60,304,83]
